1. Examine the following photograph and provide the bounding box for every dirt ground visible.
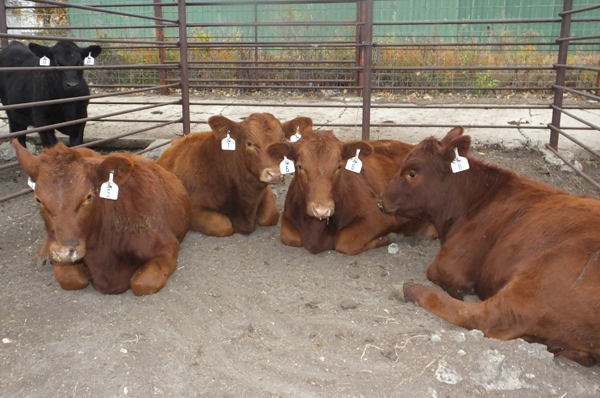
[1,139,600,397]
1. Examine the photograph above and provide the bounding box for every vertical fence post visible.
[355,1,363,92]
[360,0,373,140]
[254,3,258,82]
[549,0,573,149]
[153,0,168,93]
[0,1,8,49]
[178,0,190,135]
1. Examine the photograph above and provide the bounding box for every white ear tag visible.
[451,147,470,173]
[221,133,236,151]
[84,52,95,66]
[27,177,36,190]
[280,156,295,175]
[290,126,301,143]
[345,149,363,173]
[99,172,119,200]
[39,56,50,66]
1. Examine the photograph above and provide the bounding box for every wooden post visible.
[154,0,168,93]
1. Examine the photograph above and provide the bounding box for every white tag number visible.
[99,172,119,200]
[84,52,95,66]
[221,133,236,151]
[345,149,363,173]
[39,56,50,67]
[280,156,295,175]
[27,177,36,190]
[451,147,470,173]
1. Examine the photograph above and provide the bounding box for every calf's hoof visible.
[53,263,90,290]
[130,264,167,296]
[402,282,421,304]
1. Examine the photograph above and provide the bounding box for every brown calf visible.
[267,130,437,255]
[157,113,312,236]
[379,127,600,366]
[14,140,190,295]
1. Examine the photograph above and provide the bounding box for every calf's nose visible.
[311,204,334,220]
[66,81,79,88]
[261,169,283,184]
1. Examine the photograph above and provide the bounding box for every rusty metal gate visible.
[0,0,599,203]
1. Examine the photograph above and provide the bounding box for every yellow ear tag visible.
[345,149,362,173]
[99,172,119,200]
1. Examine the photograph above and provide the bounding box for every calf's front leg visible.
[257,187,280,227]
[335,220,390,255]
[130,245,179,296]
[191,208,234,237]
[280,216,302,247]
[53,262,90,290]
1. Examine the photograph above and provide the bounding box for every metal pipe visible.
[547,124,600,160]
[154,0,169,92]
[178,0,191,135]
[360,0,373,140]
[544,143,600,190]
[0,1,7,49]
[0,84,179,111]
[0,102,179,140]
[27,0,177,23]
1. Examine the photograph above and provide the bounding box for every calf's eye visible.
[86,194,93,200]
[409,171,417,178]
[35,198,41,203]
[297,164,302,170]
[338,164,342,169]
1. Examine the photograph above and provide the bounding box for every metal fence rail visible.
[548,0,600,190]
[0,0,599,204]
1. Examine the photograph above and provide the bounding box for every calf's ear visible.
[94,154,134,187]
[28,43,52,60]
[440,126,464,146]
[282,116,313,139]
[442,135,471,162]
[208,115,241,141]
[12,139,39,181]
[81,45,102,59]
[267,142,297,162]
[342,141,373,161]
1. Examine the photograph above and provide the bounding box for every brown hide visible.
[267,130,436,255]
[157,113,312,236]
[13,140,190,296]
[379,127,600,367]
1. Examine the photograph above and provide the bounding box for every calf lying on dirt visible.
[267,129,437,255]
[157,113,312,236]
[13,140,190,295]
[379,127,600,366]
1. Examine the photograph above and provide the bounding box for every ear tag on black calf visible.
[290,126,301,143]
[39,56,50,67]
[84,52,95,66]
[99,172,119,200]
[451,147,470,173]
[221,132,235,151]
[280,156,295,175]
[27,177,36,190]
[345,149,362,173]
